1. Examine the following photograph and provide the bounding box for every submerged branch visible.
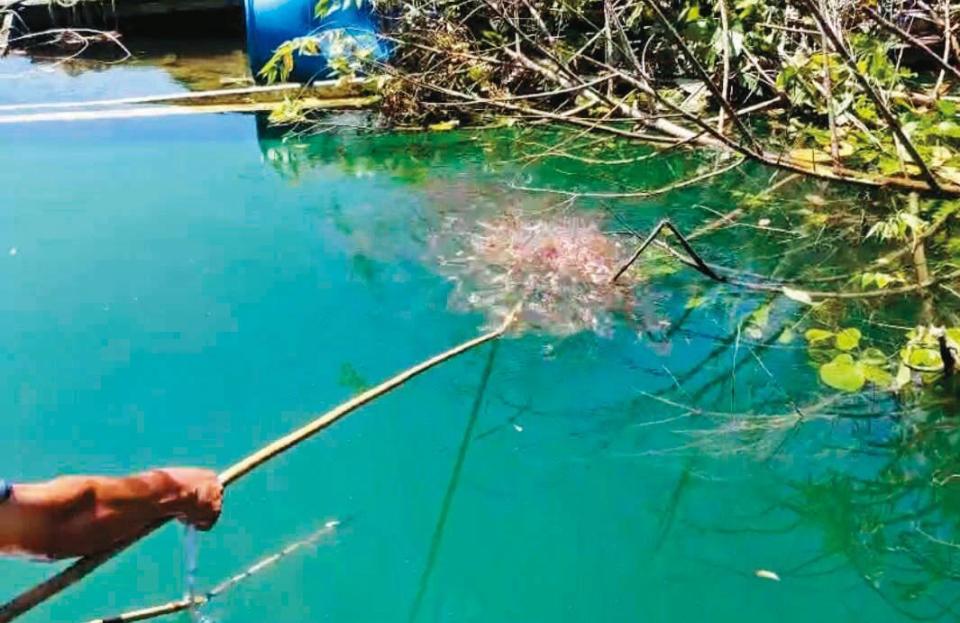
[612,219,726,284]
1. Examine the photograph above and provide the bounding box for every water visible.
[2,58,959,623]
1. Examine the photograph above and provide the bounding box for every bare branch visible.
[864,6,960,84]
[638,0,761,150]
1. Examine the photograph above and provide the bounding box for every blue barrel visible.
[245,0,386,83]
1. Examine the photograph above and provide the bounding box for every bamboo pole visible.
[84,520,342,623]
[87,597,197,623]
[0,97,380,125]
[0,79,380,112]
[0,311,518,623]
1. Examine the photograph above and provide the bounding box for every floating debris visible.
[754,569,781,582]
[434,214,637,335]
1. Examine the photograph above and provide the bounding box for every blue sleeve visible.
[0,479,12,503]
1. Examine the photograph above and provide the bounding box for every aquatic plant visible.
[435,214,637,335]
[805,323,960,393]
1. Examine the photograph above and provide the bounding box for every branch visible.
[716,0,732,133]
[611,219,726,283]
[864,6,960,84]
[932,1,952,97]
[816,5,840,163]
[511,154,744,197]
[638,0,760,150]
[802,0,941,192]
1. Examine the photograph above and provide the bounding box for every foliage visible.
[259,0,381,86]
[315,0,371,19]
[259,37,322,84]
[865,210,927,243]
[261,0,960,401]
[805,324,960,393]
[352,0,960,193]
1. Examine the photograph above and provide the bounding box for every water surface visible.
[2,60,959,623]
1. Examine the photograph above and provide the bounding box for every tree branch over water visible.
[373,0,960,195]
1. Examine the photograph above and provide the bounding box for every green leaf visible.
[936,167,960,185]
[893,362,912,391]
[878,156,903,175]
[937,99,957,117]
[835,328,862,351]
[749,303,771,329]
[936,121,960,139]
[860,347,887,366]
[728,28,745,58]
[338,362,370,393]
[789,148,833,164]
[903,346,942,370]
[805,328,835,344]
[808,348,835,365]
[685,295,707,309]
[778,328,795,344]
[861,364,893,388]
[428,120,460,131]
[820,354,866,392]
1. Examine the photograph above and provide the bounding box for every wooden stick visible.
[0,313,518,623]
[0,97,380,125]
[611,219,726,284]
[85,520,342,623]
[932,1,952,97]
[816,5,840,163]
[716,0,731,133]
[0,12,14,58]
[87,597,197,623]
[0,79,379,112]
[218,311,515,485]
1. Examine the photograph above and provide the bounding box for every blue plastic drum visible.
[245,0,386,83]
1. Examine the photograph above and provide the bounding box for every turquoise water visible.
[2,63,959,623]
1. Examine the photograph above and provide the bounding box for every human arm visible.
[0,468,222,560]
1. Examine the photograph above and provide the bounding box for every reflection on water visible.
[0,80,958,622]
[126,37,251,90]
[1,35,250,96]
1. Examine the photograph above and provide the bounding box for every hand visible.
[161,468,224,531]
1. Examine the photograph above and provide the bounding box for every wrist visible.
[145,470,193,517]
